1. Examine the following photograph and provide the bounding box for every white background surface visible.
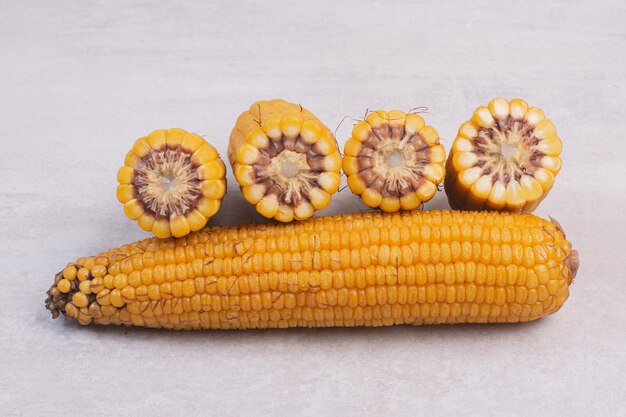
[1,1,625,416]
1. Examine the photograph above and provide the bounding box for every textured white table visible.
[1,1,624,416]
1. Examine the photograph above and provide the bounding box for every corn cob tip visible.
[45,265,100,323]
[45,271,73,320]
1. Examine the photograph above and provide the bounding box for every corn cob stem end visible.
[566,249,579,282]
[550,216,579,282]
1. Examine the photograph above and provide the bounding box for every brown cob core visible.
[250,138,323,207]
[359,127,433,197]
[134,148,201,217]
[473,117,543,184]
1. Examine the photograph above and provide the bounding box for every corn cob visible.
[343,110,446,211]
[228,99,342,222]
[445,98,562,213]
[117,128,227,238]
[46,210,578,330]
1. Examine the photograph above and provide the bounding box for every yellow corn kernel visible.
[170,215,191,238]
[152,219,171,239]
[77,268,90,282]
[123,199,144,220]
[256,194,279,218]
[91,265,106,278]
[344,138,363,157]
[117,166,135,185]
[300,119,322,144]
[72,292,89,308]
[137,213,155,232]
[62,265,77,281]
[191,143,219,166]
[280,113,304,137]
[147,130,166,150]
[509,99,529,119]
[180,132,206,153]
[525,107,545,126]
[78,280,91,295]
[351,121,373,141]
[165,128,185,147]
[241,183,266,205]
[196,198,220,219]
[57,279,71,293]
[185,210,208,232]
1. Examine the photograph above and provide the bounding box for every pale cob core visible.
[46,210,577,330]
[500,143,517,159]
[385,150,405,168]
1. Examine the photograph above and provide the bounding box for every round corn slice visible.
[444,98,562,213]
[342,110,446,212]
[228,99,342,221]
[117,128,227,238]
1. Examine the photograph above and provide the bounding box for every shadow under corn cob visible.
[46,210,578,330]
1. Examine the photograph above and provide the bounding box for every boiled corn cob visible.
[445,98,562,213]
[228,99,342,222]
[46,210,578,329]
[343,110,446,211]
[117,128,227,238]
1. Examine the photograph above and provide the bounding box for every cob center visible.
[385,150,405,168]
[370,139,427,195]
[358,126,433,197]
[134,148,201,217]
[264,149,315,204]
[474,118,543,184]
[247,135,328,209]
